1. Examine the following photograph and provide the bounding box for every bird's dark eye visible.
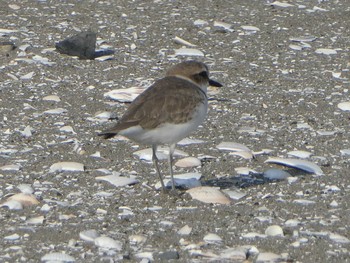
[198,71,208,78]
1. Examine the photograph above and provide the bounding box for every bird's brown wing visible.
[99,76,206,138]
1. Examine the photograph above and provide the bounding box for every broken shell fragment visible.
[187,186,231,204]
[49,162,85,172]
[265,157,323,175]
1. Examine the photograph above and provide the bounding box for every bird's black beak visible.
[209,79,223,87]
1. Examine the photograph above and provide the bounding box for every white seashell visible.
[187,186,231,204]
[94,111,112,119]
[0,164,21,171]
[0,28,18,34]
[289,44,303,51]
[241,232,267,239]
[27,215,44,224]
[290,36,317,42]
[216,142,252,152]
[1,200,23,210]
[95,55,114,61]
[40,204,51,212]
[177,225,192,236]
[8,193,39,206]
[17,184,34,194]
[332,72,342,79]
[287,150,312,159]
[4,233,20,240]
[104,86,145,102]
[256,252,283,263]
[222,189,246,200]
[219,247,247,260]
[193,19,208,26]
[43,108,67,115]
[315,48,337,55]
[174,36,196,47]
[328,233,350,244]
[135,252,153,261]
[263,169,291,180]
[329,200,338,207]
[59,126,76,134]
[269,1,294,7]
[213,21,234,32]
[133,147,188,162]
[41,252,75,262]
[174,48,204,57]
[9,4,21,10]
[175,157,201,168]
[43,95,61,102]
[20,71,35,80]
[129,235,147,245]
[32,55,55,66]
[317,130,337,136]
[293,199,316,205]
[79,229,100,242]
[96,174,138,187]
[337,102,350,111]
[203,233,222,244]
[177,138,205,145]
[90,151,101,158]
[265,225,284,237]
[284,219,301,227]
[229,151,254,159]
[49,162,85,172]
[94,236,122,250]
[241,25,260,31]
[21,125,33,137]
[265,157,323,175]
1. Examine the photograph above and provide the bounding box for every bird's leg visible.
[152,145,165,192]
[168,144,176,190]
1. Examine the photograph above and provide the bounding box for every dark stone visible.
[55,31,97,59]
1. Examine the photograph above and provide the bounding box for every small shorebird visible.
[99,60,222,191]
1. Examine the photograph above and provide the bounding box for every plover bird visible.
[99,60,222,191]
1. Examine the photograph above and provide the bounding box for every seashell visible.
[94,236,122,250]
[269,1,294,7]
[241,232,267,239]
[133,147,188,162]
[20,126,32,137]
[20,71,35,80]
[129,234,147,246]
[203,233,222,244]
[177,138,205,145]
[17,184,34,194]
[40,204,51,212]
[263,169,291,180]
[27,215,45,225]
[241,25,260,31]
[175,157,201,168]
[213,21,234,32]
[293,199,316,205]
[94,111,112,119]
[95,174,138,187]
[43,108,67,115]
[265,157,323,175]
[284,219,301,227]
[265,225,284,237]
[174,36,196,47]
[79,229,100,242]
[337,102,350,111]
[235,167,257,175]
[49,162,85,172]
[4,233,20,240]
[256,252,283,263]
[104,86,145,102]
[219,247,249,260]
[8,193,39,206]
[187,186,231,205]
[222,189,246,200]
[9,4,21,10]
[174,48,204,57]
[41,252,75,262]
[32,55,55,66]
[287,150,312,159]
[328,233,350,244]
[0,28,18,35]
[0,164,21,171]
[177,225,192,236]
[59,126,76,134]
[217,142,254,159]
[290,36,317,42]
[156,173,202,190]
[43,95,61,102]
[289,44,303,51]
[1,200,23,210]
[340,149,350,156]
[193,19,208,26]
[315,48,337,55]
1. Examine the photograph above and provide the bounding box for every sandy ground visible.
[0,0,349,262]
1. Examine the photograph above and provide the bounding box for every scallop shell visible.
[187,186,231,204]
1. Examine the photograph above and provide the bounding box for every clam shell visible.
[96,174,138,187]
[94,236,122,250]
[265,157,323,175]
[175,157,201,168]
[187,186,231,204]
[104,86,145,102]
[41,252,75,262]
[49,162,84,172]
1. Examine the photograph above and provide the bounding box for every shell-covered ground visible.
[0,0,349,262]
